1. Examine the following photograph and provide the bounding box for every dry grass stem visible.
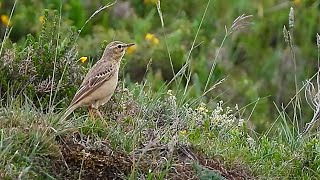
[227,14,253,36]
[77,1,117,38]
[302,78,320,134]
[289,7,294,29]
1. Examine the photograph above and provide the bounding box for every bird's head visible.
[103,41,135,62]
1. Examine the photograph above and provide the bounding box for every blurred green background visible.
[0,0,319,131]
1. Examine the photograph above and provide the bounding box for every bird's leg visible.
[88,106,95,119]
[95,109,104,120]
[93,108,108,126]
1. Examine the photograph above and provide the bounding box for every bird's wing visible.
[70,61,117,106]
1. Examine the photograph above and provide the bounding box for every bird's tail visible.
[60,105,78,121]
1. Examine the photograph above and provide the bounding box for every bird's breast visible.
[97,72,119,98]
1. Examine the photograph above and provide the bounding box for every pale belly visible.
[80,73,119,108]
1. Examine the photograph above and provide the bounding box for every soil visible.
[50,132,254,180]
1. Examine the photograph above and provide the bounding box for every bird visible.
[61,41,135,120]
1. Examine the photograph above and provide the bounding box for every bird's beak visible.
[123,43,135,48]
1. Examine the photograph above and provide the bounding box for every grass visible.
[1,83,320,179]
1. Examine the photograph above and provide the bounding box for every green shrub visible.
[0,9,85,110]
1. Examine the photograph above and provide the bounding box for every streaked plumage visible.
[61,41,134,120]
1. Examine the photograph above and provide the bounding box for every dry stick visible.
[304,81,316,112]
[269,69,320,136]
[305,34,320,134]
[293,36,320,135]
[302,78,320,134]
[308,81,317,107]
[303,106,320,134]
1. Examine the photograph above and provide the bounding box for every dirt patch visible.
[169,145,253,179]
[52,132,133,179]
[51,132,253,179]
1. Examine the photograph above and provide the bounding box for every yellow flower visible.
[145,33,160,46]
[39,16,44,23]
[127,44,137,54]
[1,15,10,26]
[152,37,159,45]
[145,33,154,41]
[197,106,207,112]
[79,56,88,63]
[294,0,301,6]
[196,102,208,113]
[180,130,187,135]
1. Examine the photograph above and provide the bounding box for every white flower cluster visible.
[210,101,244,129]
[165,90,177,109]
[185,100,245,130]
[119,88,132,111]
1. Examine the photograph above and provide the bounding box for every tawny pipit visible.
[61,41,134,120]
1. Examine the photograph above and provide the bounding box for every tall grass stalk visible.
[156,0,175,82]
[168,0,211,88]
[48,2,62,113]
[183,0,211,96]
[0,0,17,56]
[204,14,252,92]
[280,8,320,135]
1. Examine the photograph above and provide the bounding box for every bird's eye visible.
[117,45,122,49]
